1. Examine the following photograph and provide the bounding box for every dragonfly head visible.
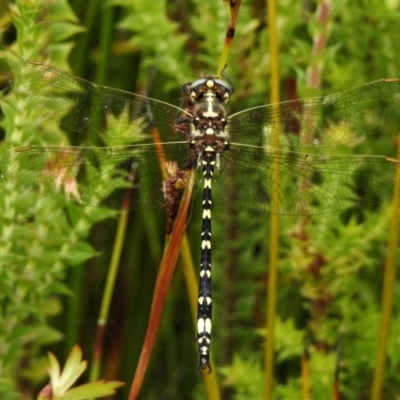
[182,77,233,105]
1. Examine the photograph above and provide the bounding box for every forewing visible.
[228,79,400,149]
[11,61,188,143]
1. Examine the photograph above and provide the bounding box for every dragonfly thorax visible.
[188,80,231,170]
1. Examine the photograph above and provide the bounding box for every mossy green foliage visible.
[1,0,400,399]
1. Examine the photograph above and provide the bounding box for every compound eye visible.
[190,78,207,90]
[214,79,232,92]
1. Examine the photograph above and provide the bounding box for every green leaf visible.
[48,23,85,42]
[66,242,97,265]
[37,346,124,400]
[47,0,79,22]
[56,380,125,399]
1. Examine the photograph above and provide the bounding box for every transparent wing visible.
[11,61,189,142]
[2,143,399,214]
[0,143,197,210]
[228,79,400,149]
[213,144,400,215]
[6,61,400,214]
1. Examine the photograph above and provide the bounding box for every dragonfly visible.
[1,60,400,372]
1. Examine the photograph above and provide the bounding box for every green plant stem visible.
[94,3,114,85]
[70,0,99,75]
[180,235,198,325]
[371,138,400,400]
[88,7,118,386]
[264,0,280,397]
[64,259,84,359]
[89,209,129,384]
[216,0,241,78]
